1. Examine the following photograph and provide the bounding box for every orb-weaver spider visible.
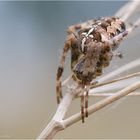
[56,16,137,123]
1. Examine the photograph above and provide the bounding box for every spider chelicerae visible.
[56,16,138,123]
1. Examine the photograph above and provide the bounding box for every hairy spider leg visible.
[56,33,79,104]
[85,85,90,117]
[80,85,90,123]
[67,19,96,34]
[85,90,88,117]
[56,39,71,104]
[67,23,82,34]
[81,90,85,123]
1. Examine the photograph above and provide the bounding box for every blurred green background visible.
[0,1,140,139]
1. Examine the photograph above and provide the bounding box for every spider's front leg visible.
[81,90,85,123]
[56,39,70,104]
[56,34,77,104]
[67,19,95,34]
[85,85,90,118]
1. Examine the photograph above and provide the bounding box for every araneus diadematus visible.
[56,16,138,123]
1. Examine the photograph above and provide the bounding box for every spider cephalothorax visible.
[56,16,127,122]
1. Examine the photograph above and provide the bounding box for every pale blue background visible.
[0,1,140,139]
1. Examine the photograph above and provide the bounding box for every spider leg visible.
[85,90,89,117]
[67,19,96,34]
[81,91,85,123]
[56,40,71,104]
[85,85,90,118]
[67,23,82,34]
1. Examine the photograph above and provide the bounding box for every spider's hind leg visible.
[81,91,85,123]
[85,85,90,118]
[85,90,89,117]
[80,85,90,123]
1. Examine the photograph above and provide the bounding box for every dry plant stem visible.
[88,92,140,97]
[37,81,140,140]
[37,93,73,139]
[62,74,72,86]
[91,71,140,89]
[63,81,140,127]
[37,86,80,139]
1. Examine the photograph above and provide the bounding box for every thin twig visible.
[37,92,75,139]
[37,83,81,139]
[63,81,140,128]
[37,80,140,139]
[91,71,140,89]
[62,74,72,86]
[89,92,140,97]
[77,92,140,97]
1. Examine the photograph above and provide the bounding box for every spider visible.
[56,16,133,123]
